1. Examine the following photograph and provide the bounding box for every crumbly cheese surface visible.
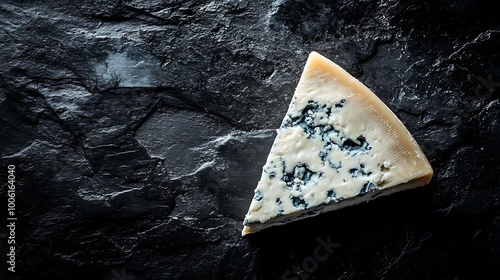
[242,52,433,236]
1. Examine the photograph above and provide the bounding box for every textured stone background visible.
[1,0,499,279]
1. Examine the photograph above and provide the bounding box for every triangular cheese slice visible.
[242,52,433,236]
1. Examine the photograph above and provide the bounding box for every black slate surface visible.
[1,0,499,279]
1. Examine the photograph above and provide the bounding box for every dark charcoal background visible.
[1,0,499,279]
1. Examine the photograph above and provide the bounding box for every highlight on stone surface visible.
[242,52,433,236]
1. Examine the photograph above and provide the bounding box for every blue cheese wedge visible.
[242,52,433,236]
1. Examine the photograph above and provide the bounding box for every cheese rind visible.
[242,52,433,236]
